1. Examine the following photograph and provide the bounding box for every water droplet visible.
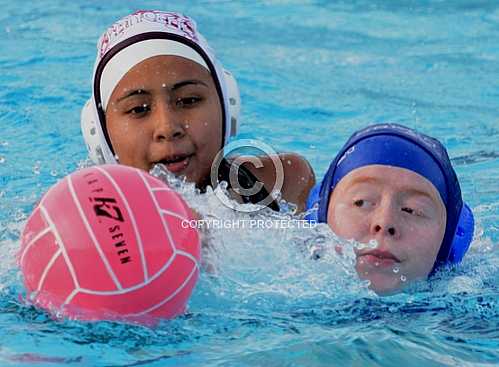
[33,162,41,175]
[0,156,5,164]
[14,210,27,221]
[271,190,282,202]
[28,291,38,302]
[374,261,380,267]
[50,170,58,177]
[400,275,407,282]
[392,266,400,273]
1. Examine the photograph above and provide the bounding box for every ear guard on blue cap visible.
[446,202,474,264]
[304,183,321,222]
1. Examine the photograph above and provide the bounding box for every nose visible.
[153,103,186,142]
[370,203,400,239]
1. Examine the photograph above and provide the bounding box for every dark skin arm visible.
[242,153,315,213]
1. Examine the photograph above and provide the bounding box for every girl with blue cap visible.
[306,123,474,295]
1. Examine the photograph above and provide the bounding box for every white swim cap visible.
[81,10,240,164]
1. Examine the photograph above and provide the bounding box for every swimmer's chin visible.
[149,160,208,188]
[368,283,404,296]
[356,264,405,296]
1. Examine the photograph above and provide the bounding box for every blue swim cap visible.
[306,123,474,273]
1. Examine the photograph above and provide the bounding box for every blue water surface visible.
[0,1,498,366]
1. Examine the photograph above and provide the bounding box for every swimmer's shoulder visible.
[243,153,315,213]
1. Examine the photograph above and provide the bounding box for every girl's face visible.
[327,165,447,295]
[105,55,223,187]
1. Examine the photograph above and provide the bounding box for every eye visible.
[352,198,376,210]
[402,207,423,217]
[176,96,202,108]
[126,103,150,116]
[354,199,371,208]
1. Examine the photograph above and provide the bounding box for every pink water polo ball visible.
[18,164,200,322]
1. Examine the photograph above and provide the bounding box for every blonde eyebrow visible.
[347,176,382,187]
[347,176,439,204]
[401,187,439,205]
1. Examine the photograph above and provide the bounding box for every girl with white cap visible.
[81,10,314,212]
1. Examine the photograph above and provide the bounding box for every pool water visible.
[1,1,498,365]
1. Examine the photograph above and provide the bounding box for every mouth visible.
[357,249,401,267]
[155,153,194,174]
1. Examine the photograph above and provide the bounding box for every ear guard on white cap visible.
[81,99,117,164]
[223,69,240,137]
